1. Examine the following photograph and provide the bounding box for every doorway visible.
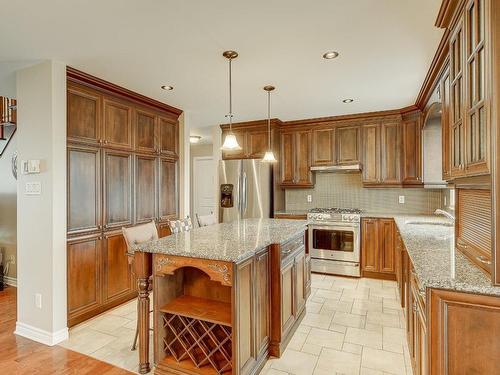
[192,156,216,222]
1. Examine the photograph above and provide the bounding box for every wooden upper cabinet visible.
[247,130,269,158]
[311,127,335,166]
[361,218,379,273]
[135,154,157,224]
[102,231,134,303]
[103,98,133,150]
[464,0,488,175]
[135,109,157,154]
[159,158,178,222]
[67,83,102,145]
[361,124,381,185]
[158,115,178,158]
[450,15,466,178]
[441,66,452,181]
[280,132,295,185]
[221,129,246,159]
[402,115,423,186]
[67,145,101,235]
[381,122,401,185]
[336,126,360,165]
[295,130,313,187]
[103,150,133,229]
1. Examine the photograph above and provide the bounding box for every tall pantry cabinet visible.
[66,68,181,326]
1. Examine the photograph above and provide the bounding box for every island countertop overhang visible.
[132,218,309,263]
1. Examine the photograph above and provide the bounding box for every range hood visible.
[310,163,362,172]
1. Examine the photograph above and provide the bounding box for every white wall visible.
[178,112,190,218]
[15,60,68,345]
[0,133,17,281]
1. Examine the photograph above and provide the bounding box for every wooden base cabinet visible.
[361,218,396,279]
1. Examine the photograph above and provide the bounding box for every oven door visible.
[309,224,360,263]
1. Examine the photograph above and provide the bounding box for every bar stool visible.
[195,212,217,227]
[122,220,158,351]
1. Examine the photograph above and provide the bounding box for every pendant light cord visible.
[228,57,233,132]
[267,90,271,149]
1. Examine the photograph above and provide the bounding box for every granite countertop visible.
[132,218,308,263]
[366,213,500,298]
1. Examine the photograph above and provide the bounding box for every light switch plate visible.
[25,182,41,195]
[307,194,312,203]
[21,159,41,174]
[399,195,405,204]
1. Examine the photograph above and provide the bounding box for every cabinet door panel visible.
[158,116,178,157]
[67,84,101,145]
[135,155,157,224]
[104,151,133,228]
[103,98,133,150]
[280,261,295,336]
[280,132,295,185]
[402,117,422,185]
[294,251,306,315]
[103,232,132,302]
[362,219,379,273]
[255,250,270,357]
[135,109,157,154]
[159,158,177,221]
[379,219,395,273]
[67,236,102,318]
[295,130,312,186]
[247,130,268,158]
[362,124,380,184]
[237,259,256,375]
[381,122,401,184]
[441,68,452,180]
[336,126,360,164]
[68,146,101,235]
[312,128,335,166]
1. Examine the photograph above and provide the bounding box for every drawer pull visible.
[476,255,492,265]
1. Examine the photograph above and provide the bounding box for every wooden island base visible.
[134,230,310,375]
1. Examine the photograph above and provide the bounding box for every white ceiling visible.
[1,0,443,140]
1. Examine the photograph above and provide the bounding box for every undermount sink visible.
[404,220,454,227]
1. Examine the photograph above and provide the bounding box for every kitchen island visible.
[132,218,310,374]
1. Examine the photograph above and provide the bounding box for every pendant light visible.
[262,85,277,162]
[221,51,242,151]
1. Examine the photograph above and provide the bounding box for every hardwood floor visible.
[0,286,133,374]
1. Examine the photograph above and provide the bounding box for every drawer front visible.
[281,234,305,262]
[154,254,233,286]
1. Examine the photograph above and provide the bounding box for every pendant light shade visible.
[261,85,277,163]
[221,51,242,151]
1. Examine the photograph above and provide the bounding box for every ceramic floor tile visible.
[315,348,361,375]
[341,288,370,301]
[366,311,401,328]
[361,347,406,375]
[331,311,366,328]
[307,301,323,314]
[305,327,344,350]
[352,299,383,314]
[86,314,133,335]
[382,326,405,354]
[301,342,323,356]
[383,298,402,310]
[342,342,363,355]
[263,369,290,375]
[369,288,397,300]
[344,327,383,349]
[60,328,117,355]
[321,299,353,314]
[301,312,334,329]
[333,278,359,290]
[358,278,383,289]
[270,348,318,375]
[315,289,342,300]
[311,279,335,290]
[287,331,308,351]
[297,324,312,334]
[360,367,384,375]
[329,323,348,334]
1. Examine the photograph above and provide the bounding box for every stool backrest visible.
[196,212,218,227]
[168,217,193,234]
[122,220,159,253]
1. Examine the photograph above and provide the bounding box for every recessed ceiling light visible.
[161,85,174,91]
[190,135,202,144]
[323,51,339,59]
[342,99,354,103]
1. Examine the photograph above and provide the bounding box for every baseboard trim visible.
[3,276,17,287]
[15,322,69,346]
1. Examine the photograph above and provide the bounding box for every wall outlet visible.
[25,182,41,195]
[35,293,42,309]
[307,194,312,203]
[399,195,405,204]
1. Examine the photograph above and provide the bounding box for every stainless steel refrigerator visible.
[219,159,283,222]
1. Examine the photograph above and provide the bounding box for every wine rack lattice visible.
[162,313,232,374]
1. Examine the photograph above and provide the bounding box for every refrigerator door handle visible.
[242,172,248,215]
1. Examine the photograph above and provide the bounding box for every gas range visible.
[307,207,362,224]
[307,207,362,277]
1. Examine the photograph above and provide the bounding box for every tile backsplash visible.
[285,173,443,214]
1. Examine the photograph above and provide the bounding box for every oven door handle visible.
[308,224,359,231]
